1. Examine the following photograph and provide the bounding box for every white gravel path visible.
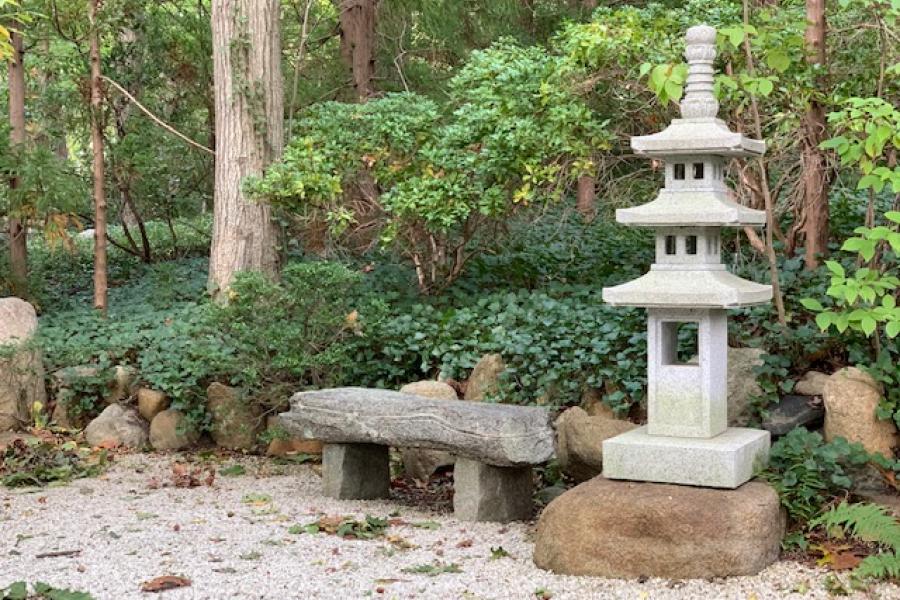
[1,453,898,600]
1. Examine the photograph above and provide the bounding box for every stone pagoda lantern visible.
[601,24,772,489]
[533,26,784,581]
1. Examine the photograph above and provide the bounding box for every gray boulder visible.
[149,409,198,450]
[727,347,765,426]
[0,298,45,431]
[84,404,148,448]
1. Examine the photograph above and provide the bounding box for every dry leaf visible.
[140,575,191,593]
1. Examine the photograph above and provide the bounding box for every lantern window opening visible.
[659,320,699,366]
[692,162,704,179]
[665,235,677,255]
[673,163,686,180]
[686,235,698,255]
[707,234,719,255]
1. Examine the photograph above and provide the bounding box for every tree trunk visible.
[800,0,829,269]
[7,27,27,296]
[89,0,108,314]
[208,0,283,296]
[335,0,377,101]
[576,174,596,221]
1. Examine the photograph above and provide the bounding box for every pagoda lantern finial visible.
[680,24,719,120]
[600,25,772,490]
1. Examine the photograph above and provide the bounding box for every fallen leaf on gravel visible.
[456,539,473,548]
[140,576,191,593]
[411,520,440,530]
[171,463,215,488]
[386,535,417,549]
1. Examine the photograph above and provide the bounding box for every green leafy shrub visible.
[355,287,647,412]
[762,428,871,523]
[213,262,370,410]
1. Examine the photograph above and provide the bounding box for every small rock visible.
[464,354,506,401]
[761,394,825,436]
[824,367,897,457]
[137,388,169,422]
[149,409,198,450]
[207,382,262,450]
[84,404,148,448]
[555,406,637,482]
[533,477,784,578]
[399,380,459,481]
[727,347,765,426]
[400,380,458,400]
[0,297,45,431]
[795,370,829,397]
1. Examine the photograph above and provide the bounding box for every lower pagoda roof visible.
[602,266,772,308]
[616,190,766,227]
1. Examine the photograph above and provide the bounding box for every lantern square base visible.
[602,426,770,489]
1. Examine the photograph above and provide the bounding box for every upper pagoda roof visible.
[632,118,765,158]
[632,25,765,159]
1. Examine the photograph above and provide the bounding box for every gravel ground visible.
[1,453,898,600]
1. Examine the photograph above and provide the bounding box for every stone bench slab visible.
[281,387,554,467]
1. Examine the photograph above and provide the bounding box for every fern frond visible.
[812,502,900,551]
[856,552,900,580]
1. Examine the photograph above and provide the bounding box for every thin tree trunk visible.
[575,174,596,221]
[89,0,108,315]
[208,0,283,296]
[7,26,27,296]
[335,0,377,101]
[800,0,829,269]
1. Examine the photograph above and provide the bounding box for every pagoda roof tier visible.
[616,190,766,227]
[631,118,765,159]
[602,266,772,308]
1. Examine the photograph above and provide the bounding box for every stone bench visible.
[279,387,554,522]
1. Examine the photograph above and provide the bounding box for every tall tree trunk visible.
[89,0,108,314]
[800,0,829,269]
[208,0,283,296]
[7,26,27,296]
[335,0,377,101]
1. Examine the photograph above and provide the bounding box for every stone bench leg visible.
[322,443,390,500]
[453,458,533,522]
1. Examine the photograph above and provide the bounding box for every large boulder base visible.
[84,404,148,448]
[399,381,459,481]
[824,367,897,457]
[533,477,784,579]
[282,387,553,467]
[207,382,262,450]
[464,354,505,401]
[555,406,637,482]
[0,298,45,431]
